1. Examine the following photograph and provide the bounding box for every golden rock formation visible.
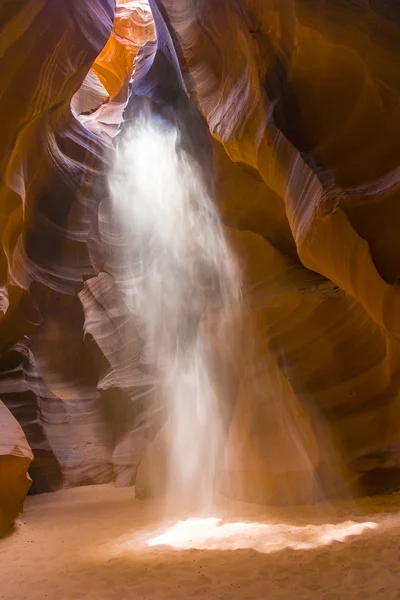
[92,0,156,100]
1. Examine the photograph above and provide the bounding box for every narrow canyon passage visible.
[2,1,400,598]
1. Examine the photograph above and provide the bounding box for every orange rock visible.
[92,0,156,100]
[0,401,33,537]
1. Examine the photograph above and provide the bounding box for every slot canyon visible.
[1,0,400,598]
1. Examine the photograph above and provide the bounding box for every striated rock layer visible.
[2,0,400,530]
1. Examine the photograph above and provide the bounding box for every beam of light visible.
[108,108,241,512]
[143,517,378,553]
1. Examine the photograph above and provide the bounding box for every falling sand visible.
[2,484,400,600]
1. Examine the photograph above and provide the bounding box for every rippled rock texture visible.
[1,0,400,532]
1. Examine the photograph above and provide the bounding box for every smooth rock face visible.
[1,0,400,525]
[0,401,33,537]
[71,71,109,117]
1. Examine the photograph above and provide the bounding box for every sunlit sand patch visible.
[113,516,378,555]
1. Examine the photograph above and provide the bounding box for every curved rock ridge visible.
[2,0,400,526]
[71,71,109,117]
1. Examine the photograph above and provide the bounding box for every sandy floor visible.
[1,485,400,599]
